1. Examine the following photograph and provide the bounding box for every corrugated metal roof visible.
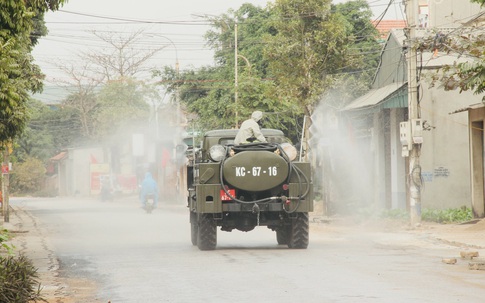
[343,82,407,111]
[449,103,484,114]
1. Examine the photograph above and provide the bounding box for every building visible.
[334,0,484,214]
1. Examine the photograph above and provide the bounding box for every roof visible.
[449,103,485,114]
[372,20,407,39]
[343,82,408,112]
[50,151,67,161]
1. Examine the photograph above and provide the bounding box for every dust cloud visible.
[309,98,374,217]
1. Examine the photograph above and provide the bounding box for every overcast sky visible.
[32,0,404,83]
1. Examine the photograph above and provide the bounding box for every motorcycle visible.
[143,193,155,214]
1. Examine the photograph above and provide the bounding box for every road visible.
[9,197,485,303]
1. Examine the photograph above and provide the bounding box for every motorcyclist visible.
[234,110,267,145]
[139,172,159,208]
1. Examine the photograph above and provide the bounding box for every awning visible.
[343,82,408,113]
[449,103,484,115]
[50,151,67,161]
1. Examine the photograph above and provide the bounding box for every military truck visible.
[186,128,313,250]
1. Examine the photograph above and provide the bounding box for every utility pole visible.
[2,149,10,223]
[234,18,239,128]
[405,0,422,227]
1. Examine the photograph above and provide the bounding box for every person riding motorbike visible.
[139,172,159,209]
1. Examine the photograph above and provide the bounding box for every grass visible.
[421,206,473,224]
[375,206,473,224]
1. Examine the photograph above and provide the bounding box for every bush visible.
[0,254,46,303]
[0,228,14,255]
[10,157,46,194]
[421,206,473,223]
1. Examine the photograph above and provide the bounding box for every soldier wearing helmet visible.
[234,111,267,145]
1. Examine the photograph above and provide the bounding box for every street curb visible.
[4,206,68,301]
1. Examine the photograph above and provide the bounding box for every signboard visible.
[90,163,110,194]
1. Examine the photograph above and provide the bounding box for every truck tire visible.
[197,214,217,250]
[288,212,309,249]
[190,212,198,246]
[276,226,290,245]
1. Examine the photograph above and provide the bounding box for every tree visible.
[156,4,302,139]
[10,157,46,194]
[13,99,56,163]
[53,30,165,144]
[92,78,151,140]
[83,30,165,81]
[424,27,485,101]
[155,1,378,142]
[0,0,67,144]
[331,0,381,98]
[264,0,358,118]
[57,62,103,139]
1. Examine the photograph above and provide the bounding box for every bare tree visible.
[52,29,166,142]
[82,29,166,81]
[56,62,104,139]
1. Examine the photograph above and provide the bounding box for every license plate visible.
[220,189,235,201]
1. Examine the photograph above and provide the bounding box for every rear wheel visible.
[288,212,309,249]
[197,213,217,250]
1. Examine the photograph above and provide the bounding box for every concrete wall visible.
[419,86,477,209]
[428,0,484,27]
[390,108,407,209]
[65,147,104,197]
[469,107,485,217]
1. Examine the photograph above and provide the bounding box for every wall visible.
[66,147,104,196]
[428,0,484,27]
[469,107,485,217]
[419,86,476,209]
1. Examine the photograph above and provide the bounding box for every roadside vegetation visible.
[0,255,46,303]
[421,207,473,224]
[0,229,45,303]
[379,207,473,224]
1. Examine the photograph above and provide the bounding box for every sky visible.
[32,0,405,84]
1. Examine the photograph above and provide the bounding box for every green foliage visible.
[10,157,46,194]
[0,0,67,143]
[157,1,378,141]
[421,207,473,224]
[14,99,56,163]
[422,25,485,101]
[264,0,353,116]
[0,229,14,255]
[0,254,46,303]
[93,78,151,140]
[471,0,485,6]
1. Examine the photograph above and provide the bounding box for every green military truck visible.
[186,129,313,250]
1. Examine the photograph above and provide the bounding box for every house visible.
[335,20,483,215]
[47,120,184,200]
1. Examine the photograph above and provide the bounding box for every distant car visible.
[186,128,313,250]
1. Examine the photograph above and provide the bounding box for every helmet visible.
[251,111,263,122]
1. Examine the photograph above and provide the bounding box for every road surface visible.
[9,197,485,302]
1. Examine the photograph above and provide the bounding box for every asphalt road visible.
[9,197,485,303]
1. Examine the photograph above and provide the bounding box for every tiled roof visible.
[372,20,407,39]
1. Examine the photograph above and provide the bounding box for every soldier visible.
[234,110,267,145]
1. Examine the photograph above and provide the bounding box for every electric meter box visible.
[412,119,423,144]
[399,121,412,146]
